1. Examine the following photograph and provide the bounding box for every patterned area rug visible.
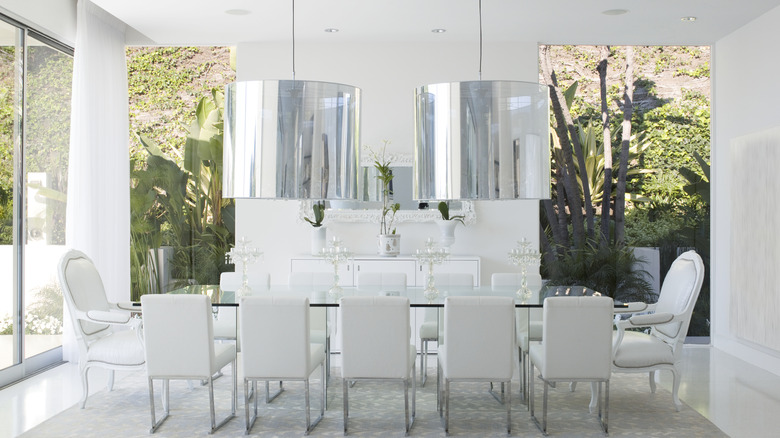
[23,366,726,437]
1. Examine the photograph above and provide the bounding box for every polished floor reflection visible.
[0,346,779,437]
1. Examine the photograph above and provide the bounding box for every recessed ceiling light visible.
[225,9,251,16]
[602,9,629,16]
[681,16,697,22]
[431,28,447,34]
[324,28,339,33]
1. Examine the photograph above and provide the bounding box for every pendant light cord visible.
[478,0,483,81]
[292,0,296,81]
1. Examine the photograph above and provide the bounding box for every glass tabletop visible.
[166,284,614,307]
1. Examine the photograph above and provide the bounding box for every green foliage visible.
[0,282,63,335]
[366,141,400,235]
[544,243,654,303]
[437,201,464,224]
[675,62,710,79]
[305,201,326,227]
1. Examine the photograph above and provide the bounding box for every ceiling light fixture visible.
[602,9,629,16]
[223,0,362,200]
[224,9,251,16]
[681,16,697,22]
[413,0,551,200]
[324,28,339,33]
[431,28,447,33]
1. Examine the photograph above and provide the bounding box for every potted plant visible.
[368,141,401,256]
[305,200,327,255]
[435,201,464,247]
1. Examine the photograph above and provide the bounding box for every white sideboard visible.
[290,255,480,287]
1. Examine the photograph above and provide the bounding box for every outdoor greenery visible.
[539,45,710,335]
[0,282,63,335]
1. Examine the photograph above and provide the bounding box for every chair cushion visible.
[86,329,145,366]
[212,342,237,373]
[613,331,675,369]
[419,321,437,340]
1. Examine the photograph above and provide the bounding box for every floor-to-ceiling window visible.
[0,15,72,386]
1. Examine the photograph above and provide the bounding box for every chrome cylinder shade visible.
[223,80,361,199]
[413,80,551,200]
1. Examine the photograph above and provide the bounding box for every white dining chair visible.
[214,271,270,340]
[438,296,515,434]
[141,294,237,434]
[355,272,407,290]
[340,296,416,435]
[239,296,326,435]
[492,272,543,403]
[58,249,146,409]
[529,296,614,435]
[289,272,336,380]
[419,273,473,386]
[612,250,704,411]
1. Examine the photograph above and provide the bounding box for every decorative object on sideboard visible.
[305,200,327,255]
[435,201,465,248]
[368,141,401,256]
[318,236,353,300]
[222,0,361,201]
[225,237,263,297]
[414,237,450,303]
[508,238,541,302]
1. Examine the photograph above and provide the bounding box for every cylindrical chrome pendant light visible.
[222,0,361,200]
[413,1,550,201]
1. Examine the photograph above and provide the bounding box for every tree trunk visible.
[540,45,586,248]
[597,45,613,246]
[614,46,635,245]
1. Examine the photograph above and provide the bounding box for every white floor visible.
[0,345,779,437]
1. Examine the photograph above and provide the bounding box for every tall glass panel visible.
[23,35,71,359]
[0,20,17,370]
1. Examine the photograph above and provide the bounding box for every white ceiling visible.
[92,0,780,47]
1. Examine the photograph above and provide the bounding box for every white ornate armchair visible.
[58,249,145,409]
[612,250,705,411]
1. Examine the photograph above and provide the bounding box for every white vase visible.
[435,219,458,248]
[378,234,401,257]
[311,226,327,255]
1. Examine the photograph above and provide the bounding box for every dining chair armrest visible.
[627,312,675,327]
[614,301,649,314]
[84,309,133,325]
[114,301,139,311]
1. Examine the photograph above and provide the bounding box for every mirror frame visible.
[298,153,476,225]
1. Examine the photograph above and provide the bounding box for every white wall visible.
[0,0,77,45]
[713,4,780,375]
[235,41,543,284]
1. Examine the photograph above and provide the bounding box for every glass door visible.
[0,16,72,386]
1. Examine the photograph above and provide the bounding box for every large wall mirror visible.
[298,154,476,224]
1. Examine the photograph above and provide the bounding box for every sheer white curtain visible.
[64,0,129,362]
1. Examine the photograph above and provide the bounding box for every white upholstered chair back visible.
[219,271,271,291]
[651,250,704,342]
[432,273,474,287]
[239,296,311,379]
[442,296,515,380]
[289,271,335,288]
[356,272,407,289]
[141,294,215,378]
[539,296,614,381]
[340,296,412,379]
[60,250,112,338]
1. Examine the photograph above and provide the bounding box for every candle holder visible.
[225,237,263,297]
[318,236,353,300]
[508,238,540,302]
[414,237,450,303]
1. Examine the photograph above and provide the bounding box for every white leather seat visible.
[491,272,543,403]
[419,273,473,386]
[438,296,515,434]
[289,272,336,380]
[529,296,614,435]
[340,296,416,435]
[214,271,271,340]
[58,249,146,409]
[612,250,705,411]
[141,294,236,434]
[239,296,326,435]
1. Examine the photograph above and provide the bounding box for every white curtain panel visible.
[64,0,129,362]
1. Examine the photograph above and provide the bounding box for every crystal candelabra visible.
[318,236,353,300]
[508,238,541,302]
[414,237,450,303]
[225,237,263,297]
